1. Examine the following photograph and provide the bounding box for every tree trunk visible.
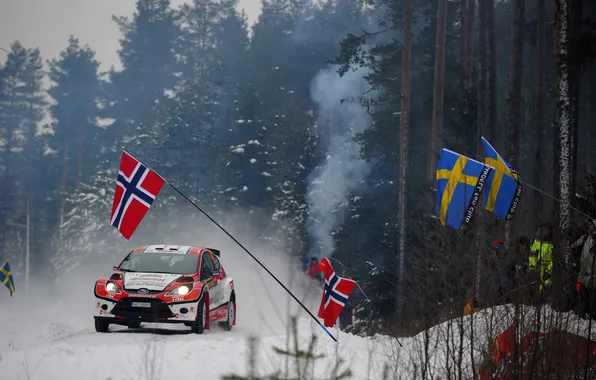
[459,0,476,151]
[459,0,468,114]
[587,85,593,174]
[506,0,525,170]
[505,0,525,244]
[25,195,30,298]
[428,0,448,184]
[59,141,69,241]
[534,0,546,224]
[476,0,488,154]
[569,0,582,198]
[77,138,83,189]
[555,0,572,238]
[396,0,412,323]
[486,0,497,141]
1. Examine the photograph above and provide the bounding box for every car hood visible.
[122,272,182,291]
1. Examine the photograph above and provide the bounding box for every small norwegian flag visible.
[317,257,356,328]
[110,150,166,239]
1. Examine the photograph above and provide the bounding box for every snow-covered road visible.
[0,241,399,380]
[0,293,396,380]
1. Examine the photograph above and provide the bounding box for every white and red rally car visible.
[93,244,236,334]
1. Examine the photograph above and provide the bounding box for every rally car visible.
[93,244,236,334]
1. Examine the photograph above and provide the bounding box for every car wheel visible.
[218,295,235,331]
[95,318,110,333]
[128,321,141,329]
[190,296,206,334]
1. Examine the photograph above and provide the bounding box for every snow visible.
[0,264,398,380]
[4,285,596,380]
[4,210,596,379]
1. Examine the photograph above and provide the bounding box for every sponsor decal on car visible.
[123,272,181,291]
[128,294,158,298]
[213,292,224,304]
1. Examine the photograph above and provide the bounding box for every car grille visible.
[125,288,163,295]
[111,297,175,321]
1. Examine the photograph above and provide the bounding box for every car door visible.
[202,251,225,309]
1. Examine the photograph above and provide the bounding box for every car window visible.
[200,254,213,281]
[212,254,221,273]
[119,253,198,274]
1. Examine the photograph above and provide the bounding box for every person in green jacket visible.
[528,222,554,298]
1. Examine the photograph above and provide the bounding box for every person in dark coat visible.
[489,240,516,304]
[571,219,596,318]
[513,236,535,304]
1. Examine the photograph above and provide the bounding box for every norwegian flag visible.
[110,150,166,239]
[317,257,357,327]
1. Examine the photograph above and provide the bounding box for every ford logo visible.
[138,288,149,294]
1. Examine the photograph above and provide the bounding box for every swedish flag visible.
[1,259,15,296]
[481,137,523,220]
[436,149,492,230]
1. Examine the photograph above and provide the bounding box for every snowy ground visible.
[3,280,596,380]
[0,229,403,380]
[2,219,596,380]
[0,267,398,380]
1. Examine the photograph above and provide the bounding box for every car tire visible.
[128,321,141,329]
[190,296,206,334]
[218,295,235,331]
[95,318,110,333]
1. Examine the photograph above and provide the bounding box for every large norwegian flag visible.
[110,150,166,239]
[317,257,357,328]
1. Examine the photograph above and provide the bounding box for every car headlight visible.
[166,285,191,296]
[105,281,121,294]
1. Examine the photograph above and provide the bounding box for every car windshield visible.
[118,253,198,274]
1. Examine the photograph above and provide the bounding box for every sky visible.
[0,0,262,72]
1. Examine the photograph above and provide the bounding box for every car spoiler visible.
[206,248,221,257]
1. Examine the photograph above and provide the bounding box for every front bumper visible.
[94,296,199,324]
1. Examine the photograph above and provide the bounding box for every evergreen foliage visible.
[1,0,595,341]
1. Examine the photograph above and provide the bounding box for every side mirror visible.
[113,266,118,271]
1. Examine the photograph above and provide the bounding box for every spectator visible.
[305,257,322,282]
[513,236,536,304]
[573,219,596,319]
[515,236,532,277]
[489,240,515,304]
[529,222,554,300]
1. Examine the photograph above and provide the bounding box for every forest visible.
[1,0,596,357]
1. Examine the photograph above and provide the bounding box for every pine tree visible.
[107,0,180,159]
[0,42,47,266]
[47,36,104,242]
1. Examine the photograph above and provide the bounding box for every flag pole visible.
[121,149,337,342]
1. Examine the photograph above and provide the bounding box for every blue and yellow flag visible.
[1,259,15,296]
[436,149,492,230]
[481,137,523,220]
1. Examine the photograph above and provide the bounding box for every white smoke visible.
[306,65,374,259]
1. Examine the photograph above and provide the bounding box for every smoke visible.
[305,65,374,259]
